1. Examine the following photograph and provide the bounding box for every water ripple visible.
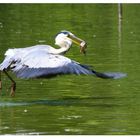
[0,98,121,108]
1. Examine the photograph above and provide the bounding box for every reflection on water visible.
[0,101,29,107]
[0,4,140,135]
[0,96,119,107]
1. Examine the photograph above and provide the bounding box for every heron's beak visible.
[67,34,87,54]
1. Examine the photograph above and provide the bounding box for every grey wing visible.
[11,51,93,79]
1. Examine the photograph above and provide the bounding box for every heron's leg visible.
[3,70,16,97]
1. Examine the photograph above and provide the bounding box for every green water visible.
[0,4,140,135]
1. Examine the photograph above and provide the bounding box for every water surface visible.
[0,4,140,135]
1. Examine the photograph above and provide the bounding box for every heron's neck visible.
[53,44,71,55]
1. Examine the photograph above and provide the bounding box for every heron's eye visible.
[55,31,69,38]
[61,31,69,35]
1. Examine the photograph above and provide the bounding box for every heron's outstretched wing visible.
[11,51,93,79]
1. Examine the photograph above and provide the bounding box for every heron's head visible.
[55,30,87,54]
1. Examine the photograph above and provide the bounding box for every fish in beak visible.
[67,33,87,55]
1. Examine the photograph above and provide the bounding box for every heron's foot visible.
[10,82,16,97]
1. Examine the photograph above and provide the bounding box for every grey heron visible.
[0,30,126,96]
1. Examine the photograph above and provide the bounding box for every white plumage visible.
[0,44,92,79]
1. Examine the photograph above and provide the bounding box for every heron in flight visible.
[0,30,126,96]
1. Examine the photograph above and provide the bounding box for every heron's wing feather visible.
[0,45,53,71]
[11,51,93,78]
